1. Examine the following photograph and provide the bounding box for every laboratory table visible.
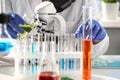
[0,65,120,80]
[0,55,120,80]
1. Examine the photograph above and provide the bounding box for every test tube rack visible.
[14,33,82,80]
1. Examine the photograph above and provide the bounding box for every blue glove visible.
[7,12,27,39]
[75,19,106,40]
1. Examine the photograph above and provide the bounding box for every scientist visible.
[4,0,109,59]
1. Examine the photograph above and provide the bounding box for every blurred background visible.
[97,0,120,55]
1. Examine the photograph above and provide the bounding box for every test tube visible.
[82,5,92,80]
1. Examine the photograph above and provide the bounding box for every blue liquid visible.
[0,42,14,53]
[61,58,74,70]
[68,58,74,70]
[32,43,35,54]
[31,64,37,74]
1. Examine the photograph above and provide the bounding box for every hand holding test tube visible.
[75,19,106,41]
[7,12,37,39]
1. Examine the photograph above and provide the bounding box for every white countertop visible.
[0,67,120,80]
[0,55,120,80]
[0,64,120,80]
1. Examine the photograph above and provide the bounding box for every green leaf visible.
[102,0,118,3]
[61,77,73,80]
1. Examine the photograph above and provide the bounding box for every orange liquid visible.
[82,40,92,80]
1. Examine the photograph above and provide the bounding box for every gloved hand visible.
[7,12,27,39]
[75,19,106,40]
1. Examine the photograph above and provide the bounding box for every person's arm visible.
[91,0,109,58]
[92,34,109,59]
[93,40,101,44]
[89,0,104,45]
[75,19,109,59]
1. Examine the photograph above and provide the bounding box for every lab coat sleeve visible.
[5,0,15,13]
[92,34,109,59]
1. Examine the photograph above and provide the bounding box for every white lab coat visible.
[4,0,109,59]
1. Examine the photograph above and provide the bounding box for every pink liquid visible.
[82,40,92,80]
[38,72,60,80]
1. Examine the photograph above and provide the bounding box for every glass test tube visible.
[82,5,92,80]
